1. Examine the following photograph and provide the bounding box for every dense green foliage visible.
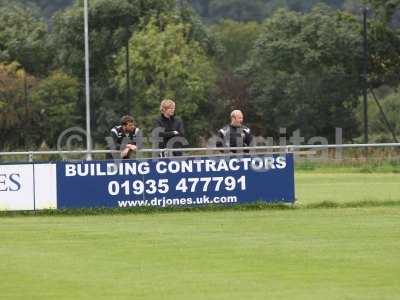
[363,89,400,142]
[0,4,50,74]
[211,20,261,70]
[242,6,363,141]
[0,0,73,20]
[31,71,80,147]
[206,20,262,133]
[0,63,40,149]
[115,16,216,143]
[190,0,348,22]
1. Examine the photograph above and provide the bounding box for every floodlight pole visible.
[126,39,131,109]
[84,0,92,160]
[362,7,369,145]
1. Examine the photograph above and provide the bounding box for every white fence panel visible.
[0,164,34,211]
[34,164,57,210]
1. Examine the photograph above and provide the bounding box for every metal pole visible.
[369,88,399,143]
[362,7,369,145]
[126,39,131,109]
[1,143,400,160]
[24,71,28,148]
[84,0,92,160]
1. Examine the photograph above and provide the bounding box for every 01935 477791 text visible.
[108,176,246,196]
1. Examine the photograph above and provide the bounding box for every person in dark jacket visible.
[153,99,185,156]
[107,115,140,159]
[216,110,253,152]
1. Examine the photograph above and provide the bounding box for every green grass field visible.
[1,172,400,299]
[296,172,400,204]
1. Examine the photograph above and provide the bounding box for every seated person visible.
[216,110,253,152]
[107,115,140,159]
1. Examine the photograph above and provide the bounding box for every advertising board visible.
[56,154,295,209]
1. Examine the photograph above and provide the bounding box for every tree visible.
[242,6,363,141]
[369,92,400,142]
[50,0,181,143]
[176,2,222,57]
[31,71,80,148]
[0,62,40,149]
[115,16,217,145]
[367,0,400,25]
[207,20,262,133]
[190,0,347,23]
[51,0,219,145]
[0,63,81,150]
[211,20,261,70]
[363,0,400,88]
[0,4,51,75]
[26,0,74,20]
[189,0,211,19]
[284,0,346,12]
[1,0,74,18]
[208,0,266,22]
[51,0,177,81]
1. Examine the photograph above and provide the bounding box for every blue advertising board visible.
[56,154,295,209]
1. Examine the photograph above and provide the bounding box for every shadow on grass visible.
[304,199,400,209]
[1,199,400,218]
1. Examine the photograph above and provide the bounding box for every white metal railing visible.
[0,143,399,162]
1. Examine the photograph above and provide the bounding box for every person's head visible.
[120,115,135,133]
[160,99,176,118]
[230,110,244,127]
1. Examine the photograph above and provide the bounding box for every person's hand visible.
[121,148,130,158]
[127,144,137,151]
[121,144,137,158]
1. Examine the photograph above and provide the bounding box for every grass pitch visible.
[1,173,400,300]
[296,172,400,204]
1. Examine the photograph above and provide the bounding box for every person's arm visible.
[154,118,179,138]
[161,131,180,138]
[243,127,253,153]
[110,128,121,150]
[133,128,143,150]
[105,129,118,159]
[108,128,132,159]
[120,133,137,159]
[216,129,225,148]
[244,127,253,147]
[121,144,136,159]
[176,118,184,136]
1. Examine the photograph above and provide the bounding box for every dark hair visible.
[120,115,134,126]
